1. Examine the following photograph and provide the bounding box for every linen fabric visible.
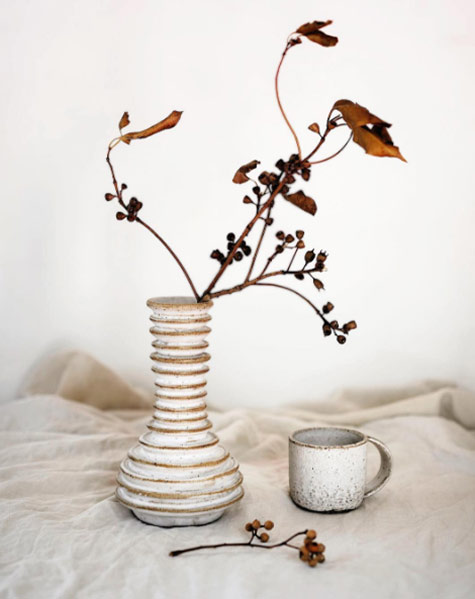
[1,352,474,598]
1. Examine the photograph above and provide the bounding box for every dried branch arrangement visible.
[104,20,405,344]
[169,519,326,568]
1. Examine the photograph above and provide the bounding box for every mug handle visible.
[364,436,392,498]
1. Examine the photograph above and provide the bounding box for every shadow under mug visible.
[289,427,392,512]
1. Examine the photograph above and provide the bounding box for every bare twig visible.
[275,38,302,159]
[309,132,352,165]
[245,202,274,282]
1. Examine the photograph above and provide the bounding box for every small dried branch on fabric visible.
[169,519,326,568]
[104,19,405,342]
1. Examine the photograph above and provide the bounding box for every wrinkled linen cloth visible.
[1,351,474,599]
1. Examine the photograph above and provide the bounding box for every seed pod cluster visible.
[299,530,326,567]
[116,197,143,222]
[244,518,275,543]
[210,232,252,265]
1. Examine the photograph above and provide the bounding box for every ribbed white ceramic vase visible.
[115,296,244,526]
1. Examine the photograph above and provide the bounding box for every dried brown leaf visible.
[285,190,317,216]
[297,20,333,35]
[119,112,130,130]
[232,160,261,184]
[333,100,390,129]
[333,100,406,162]
[297,21,338,47]
[120,110,182,144]
[353,125,406,161]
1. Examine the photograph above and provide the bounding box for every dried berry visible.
[313,279,324,290]
[330,320,339,329]
[275,244,284,254]
[317,251,328,263]
[245,522,253,532]
[227,232,236,241]
[276,231,285,240]
[284,174,296,184]
[323,323,332,337]
[301,168,311,181]
[258,171,272,185]
[252,519,261,530]
[295,273,304,280]
[305,250,315,263]
[243,195,253,204]
[235,251,243,261]
[296,230,304,239]
[343,320,357,332]
[322,302,334,314]
[242,245,252,256]
[265,217,274,226]
[105,193,115,201]
[337,335,346,344]
[275,158,285,171]
[264,520,274,530]
[306,530,317,540]
[260,532,269,543]
[296,240,305,249]
[280,184,290,195]
[285,234,294,243]
[116,212,126,220]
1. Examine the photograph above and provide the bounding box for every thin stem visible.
[303,107,341,162]
[286,247,298,272]
[135,217,199,300]
[275,39,302,159]
[106,146,199,301]
[255,282,328,325]
[303,127,328,162]
[308,132,352,165]
[170,530,308,558]
[245,202,273,282]
[208,265,318,300]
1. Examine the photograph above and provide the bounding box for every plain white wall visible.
[1,0,474,408]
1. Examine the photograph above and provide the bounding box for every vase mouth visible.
[147,296,213,310]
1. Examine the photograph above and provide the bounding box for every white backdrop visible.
[1,0,474,408]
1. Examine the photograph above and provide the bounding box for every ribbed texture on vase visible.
[116,296,244,526]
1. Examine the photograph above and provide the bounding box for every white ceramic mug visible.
[289,427,392,512]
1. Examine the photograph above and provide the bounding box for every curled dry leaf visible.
[120,110,183,145]
[119,112,130,130]
[332,100,389,129]
[297,20,338,47]
[333,99,406,162]
[353,125,406,161]
[285,190,317,216]
[232,160,261,184]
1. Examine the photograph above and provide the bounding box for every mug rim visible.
[289,426,367,450]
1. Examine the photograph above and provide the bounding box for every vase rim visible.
[147,296,213,310]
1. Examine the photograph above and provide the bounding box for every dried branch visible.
[170,519,326,568]
[103,19,405,345]
[105,145,199,300]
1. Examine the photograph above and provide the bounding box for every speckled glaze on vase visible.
[289,427,391,512]
[116,296,244,527]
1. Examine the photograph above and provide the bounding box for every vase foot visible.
[131,508,225,527]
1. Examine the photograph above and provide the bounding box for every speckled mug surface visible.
[289,427,392,512]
